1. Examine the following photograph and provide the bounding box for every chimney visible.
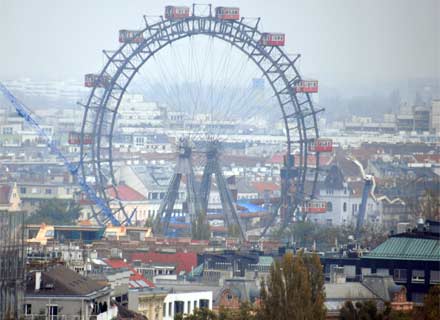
[330,266,346,284]
[417,218,425,232]
[35,271,41,291]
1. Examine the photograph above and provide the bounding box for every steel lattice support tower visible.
[200,141,246,241]
[153,139,201,236]
[0,211,25,320]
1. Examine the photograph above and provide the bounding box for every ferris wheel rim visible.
[80,13,320,226]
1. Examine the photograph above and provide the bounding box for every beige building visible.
[129,288,168,320]
[431,99,440,135]
[0,182,21,212]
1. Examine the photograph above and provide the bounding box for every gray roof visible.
[214,278,260,305]
[362,275,404,301]
[26,265,110,298]
[324,282,378,301]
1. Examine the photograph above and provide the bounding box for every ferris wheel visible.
[78,4,330,235]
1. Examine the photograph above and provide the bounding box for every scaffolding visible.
[0,211,26,320]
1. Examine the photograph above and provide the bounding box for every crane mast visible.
[0,82,120,226]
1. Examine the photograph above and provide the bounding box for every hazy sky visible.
[1,0,439,89]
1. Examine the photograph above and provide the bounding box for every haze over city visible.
[0,1,439,319]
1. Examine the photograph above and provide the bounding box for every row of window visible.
[19,187,72,195]
[362,268,440,284]
[163,299,210,317]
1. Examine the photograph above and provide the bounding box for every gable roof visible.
[26,265,109,297]
[107,184,146,201]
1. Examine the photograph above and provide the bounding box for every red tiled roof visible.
[104,258,130,269]
[270,153,284,164]
[131,252,197,274]
[107,185,146,201]
[252,182,279,193]
[414,154,440,163]
[104,258,155,288]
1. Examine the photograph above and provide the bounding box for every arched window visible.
[327,202,333,212]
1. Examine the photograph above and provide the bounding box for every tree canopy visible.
[26,199,81,225]
[259,252,326,320]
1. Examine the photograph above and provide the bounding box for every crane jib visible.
[0,82,120,226]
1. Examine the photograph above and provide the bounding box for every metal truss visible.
[153,139,201,236]
[200,141,246,241]
[80,5,321,230]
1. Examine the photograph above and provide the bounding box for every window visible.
[45,188,52,195]
[175,301,184,315]
[24,304,32,315]
[163,304,166,317]
[343,202,347,212]
[377,268,389,276]
[47,305,58,318]
[20,187,26,194]
[199,299,209,309]
[327,201,333,212]
[194,300,197,309]
[361,268,372,276]
[394,269,407,282]
[168,302,172,316]
[411,292,425,304]
[412,270,425,283]
[430,271,440,284]
[3,127,13,134]
[187,301,191,313]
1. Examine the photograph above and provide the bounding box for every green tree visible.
[340,300,416,320]
[423,285,440,320]
[339,300,382,320]
[339,301,358,320]
[175,307,218,320]
[26,199,81,225]
[192,210,210,240]
[144,215,154,228]
[217,303,257,320]
[304,253,326,320]
[259,252,325,320]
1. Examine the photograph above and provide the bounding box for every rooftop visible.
[363,235,440,261]
[26,265,110,297]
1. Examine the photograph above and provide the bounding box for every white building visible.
[117,94,165,128]
[163,290,213,320]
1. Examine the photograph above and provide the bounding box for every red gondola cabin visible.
[165,6,190,20]
[84,74,111,88]
[215,7,240,20]
[119,30,144,43]
[308,138,333,152]
[68,132,92,145]
[68,132,80,145]
[303,200,327,214]
[294,80,318,93]
[259,33,285,46]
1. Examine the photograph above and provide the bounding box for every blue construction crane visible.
[0,82,120,226]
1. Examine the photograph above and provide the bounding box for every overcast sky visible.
[1,0,439,89]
